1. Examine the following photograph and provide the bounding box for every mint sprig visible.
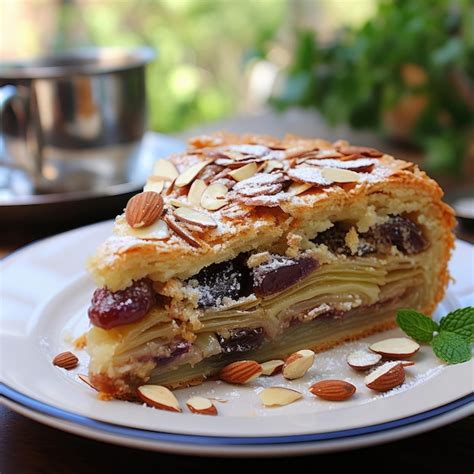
[396,309,439,342]
[396,307,473,364]
[432,331,472,364]
[439,307,474,343]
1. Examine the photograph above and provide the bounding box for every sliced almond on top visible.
[188,179,207,207]
[137,385,181,412]
[228,162,258,182]
[186,396,217,416]
[337,145,383,157]
[144,176,165,193]
[365,361,405,392]
[282,349,315,380]
[153,159,179,181]
[259,387,302,407]
[174,207,217,228]
[175,160,212,187]
[347,350,382,371]
[128,219,169,240]
[369,338,420,359]
[286,182,313,196]
[168,198,194,208]
[163,214,201,248]
[261,359,285,376]
[201,183,228,210]
[125,191,164,228]
[265,160,284,172]
[219,360,262,384]
[320,167,360,183]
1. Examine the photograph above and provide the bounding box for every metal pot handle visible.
[0,84,44,185]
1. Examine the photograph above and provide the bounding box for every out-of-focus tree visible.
[270,0,474,175]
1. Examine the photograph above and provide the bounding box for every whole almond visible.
[53,351,78,370]
[125,191,164,228]
[282,349,315,380]
[309,380,356,401]
[365,361,405,392]
[219,360,262,384]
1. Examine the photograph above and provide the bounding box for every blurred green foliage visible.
[57,0,287,133]
[272,0,474,174]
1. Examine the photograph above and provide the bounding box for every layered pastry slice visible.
[86,133,455,399]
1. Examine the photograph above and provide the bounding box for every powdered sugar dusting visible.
[287,167,331,185]
[305,158,378,171]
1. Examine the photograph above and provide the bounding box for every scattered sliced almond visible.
[259,387,302,407]
[347,350,382,371]
[320,167,360,183]
[309,380,356,401]
[228,162,258,182]
[201,183,228,210]
[261,359,285,376]
[163,214,201,248]
[78,374,97,391]
[188,179,207,207]
[137,385,181,412]
[286,182,313,196]
[186,396,217,416]
[125,191,164,228]
[174,207,217,228]
[365,361,405,392]
[175,160,211,187]
[219,360,262,384]
[401,360,416,367]
[369,338,420,359]
[153,159,179,181]
[53,351,78,370]
[282,349,315,380]
[128,218,169,240]
[144,176,165,193]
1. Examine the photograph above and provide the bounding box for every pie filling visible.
[87,214,430,393]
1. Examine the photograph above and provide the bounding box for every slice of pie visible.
[86,133,455,399]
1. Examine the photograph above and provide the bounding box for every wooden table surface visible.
[1,112,473,472]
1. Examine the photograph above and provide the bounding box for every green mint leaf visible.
[431,332,472,364]
[439,307,474,343]
[396,309,438,342]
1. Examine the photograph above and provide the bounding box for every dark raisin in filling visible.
[313,216,428,256]
[252,255,319,297]
[88,279,156,329]
[191,254,252,308]
[217,327,265,354]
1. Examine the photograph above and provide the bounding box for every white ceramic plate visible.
[1,222,473,456]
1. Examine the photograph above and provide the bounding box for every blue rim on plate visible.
[1,383,472,446]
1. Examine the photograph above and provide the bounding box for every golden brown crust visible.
[88,133,455,294]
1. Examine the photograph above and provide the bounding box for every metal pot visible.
[0,47,154,193]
